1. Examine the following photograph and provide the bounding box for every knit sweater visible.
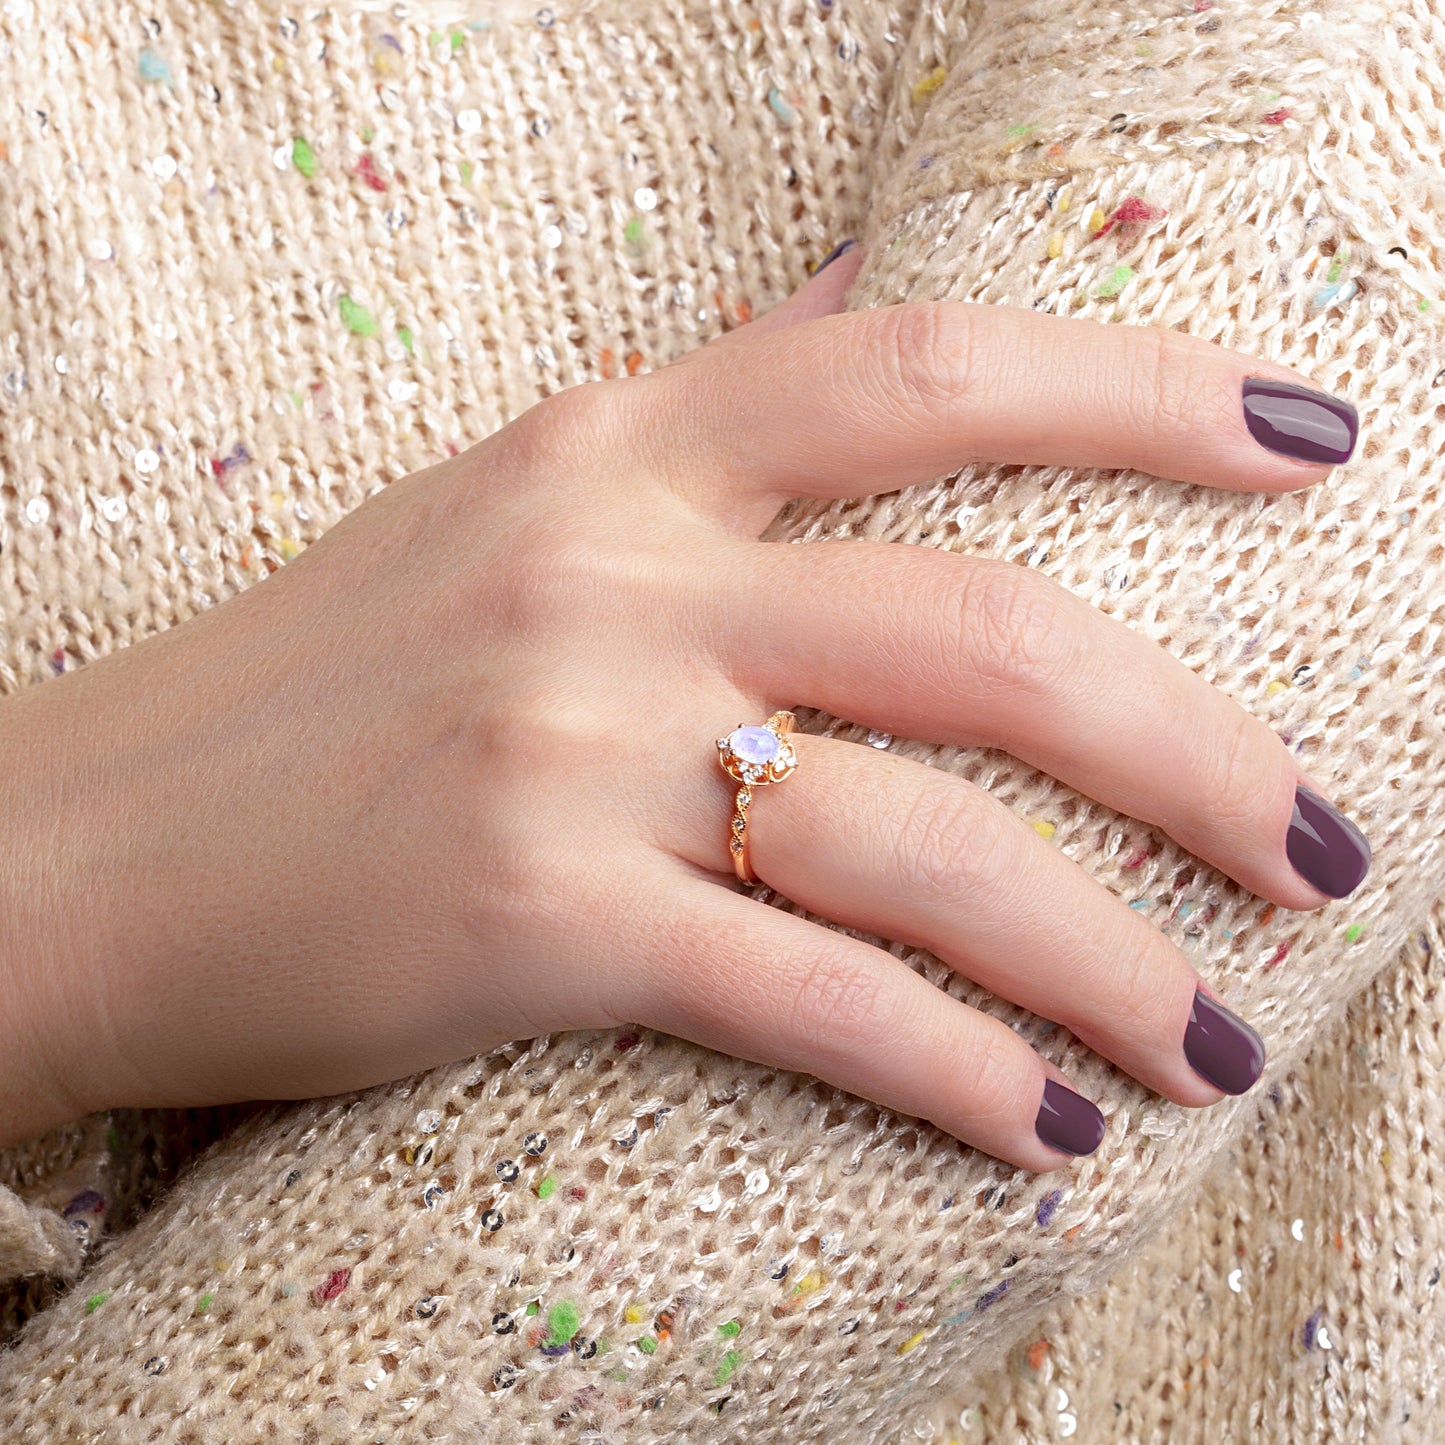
[0,1,1441,1440]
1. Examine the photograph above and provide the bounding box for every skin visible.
[0,245,1356,1169]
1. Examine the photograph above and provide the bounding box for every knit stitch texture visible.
[0,1,1441,1440]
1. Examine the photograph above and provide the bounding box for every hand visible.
[0,244,1370,1169]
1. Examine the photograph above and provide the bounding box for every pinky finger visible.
[626,868,1107,1172]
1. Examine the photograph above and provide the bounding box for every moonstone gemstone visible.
[727,725,780,766]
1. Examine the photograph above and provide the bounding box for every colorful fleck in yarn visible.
[354,153,388,192]
[313,1269,351,1304]
[137,47,171,85]
[290,136,318,178]
[1091,196,1167,237]
[1036,1190,1065,1228]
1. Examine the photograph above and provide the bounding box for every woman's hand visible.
[0,244,1369,1169]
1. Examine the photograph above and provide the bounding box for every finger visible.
[728,539,1371,912]
[691,729,1262,1111]
[693,239,864,353]
[636,298,1360,533]
[626,863,1108,1172]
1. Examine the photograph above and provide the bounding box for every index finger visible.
[639,300,1359,532]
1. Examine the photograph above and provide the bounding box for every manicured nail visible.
[812,238,859,275]
[1286,784,1372,898]
[1034,1078,1105,1156]
[1183,988,1265,1095]
[1241,376,1358,465]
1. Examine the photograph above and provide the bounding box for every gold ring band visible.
[716,711,799,884]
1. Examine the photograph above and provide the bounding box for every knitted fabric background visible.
[0,1,1441,1441]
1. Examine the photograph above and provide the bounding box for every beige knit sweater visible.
[0,1,1441,1440]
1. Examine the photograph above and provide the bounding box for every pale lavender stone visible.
[728,725,780,766]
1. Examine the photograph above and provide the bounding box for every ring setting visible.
[716,711,798,883]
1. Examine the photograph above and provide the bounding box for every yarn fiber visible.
[0,2,1441,1440]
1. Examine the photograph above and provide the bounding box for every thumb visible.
[702,239,864,352]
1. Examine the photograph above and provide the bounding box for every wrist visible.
[0,687,132,1148]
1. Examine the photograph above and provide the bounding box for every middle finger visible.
[726,536,1372,912]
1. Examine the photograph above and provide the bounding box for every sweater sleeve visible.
[0,1,1438,1436]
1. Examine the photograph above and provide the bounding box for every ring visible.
[716,711,799,884]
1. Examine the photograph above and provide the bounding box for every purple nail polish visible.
[1241,376,1358,465]
[813,238,858,274]
[1286,784,1372,898]
[1034,1078,1105,1156]
[1183,988,1265,1095]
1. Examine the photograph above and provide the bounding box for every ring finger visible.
[704,727,1262,1113]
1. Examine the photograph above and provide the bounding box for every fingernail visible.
[812,238,859,275]
[1241,376,1358,465]
[1034,1078,1105,1156]
[1286,783,1372,898]
[1183,988,1265,1095]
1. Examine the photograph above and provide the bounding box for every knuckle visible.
[488,679,624,793]
[1098,925,1176,1038]
[778,947,892,1067]
[483,524,587,640]
[505,378,635,472]
[950,559,1071,698]
[952,1021,1026,1129]
[486,517,654,648]
[869,301,979,424]
[899,779,996,901]
[1140,324,1201,448]
[1200,705,1269,828]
